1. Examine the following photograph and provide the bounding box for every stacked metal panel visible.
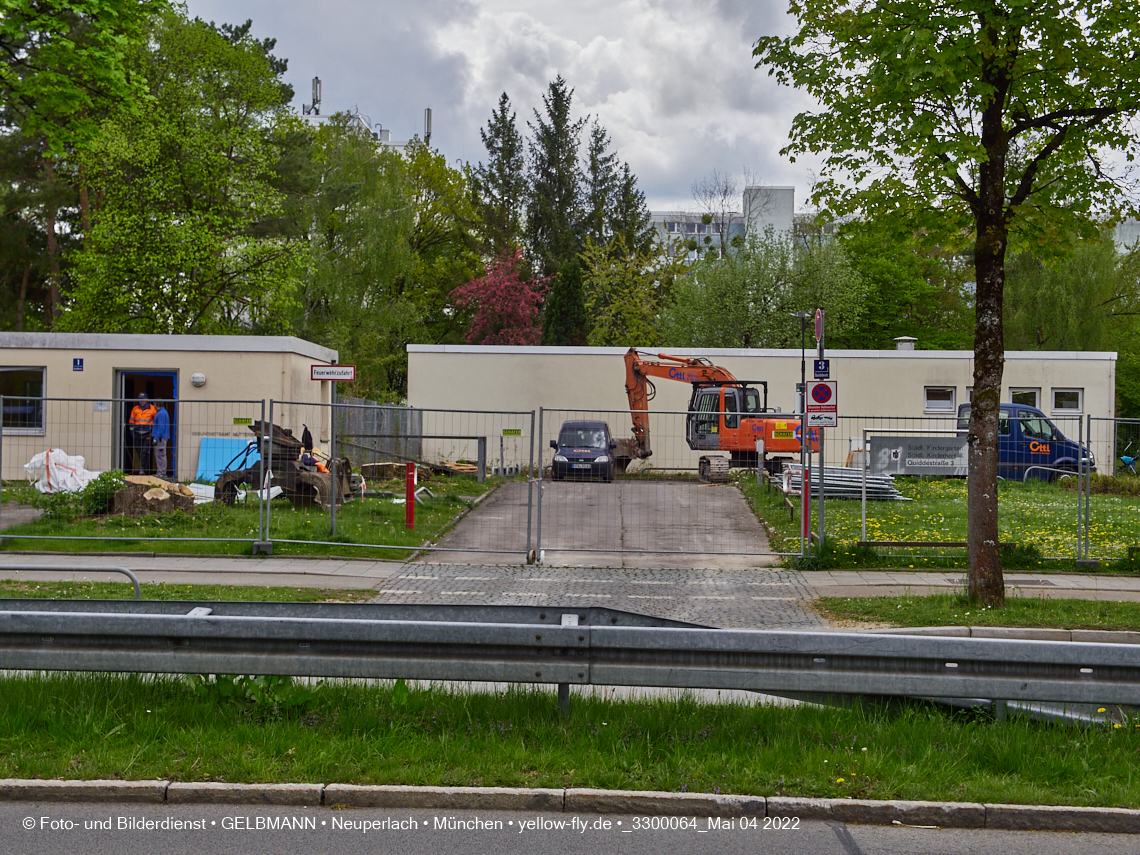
[780,463,909,501]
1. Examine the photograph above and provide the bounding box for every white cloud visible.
[185,0,825,209]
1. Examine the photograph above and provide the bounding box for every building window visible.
[1010,388,1041,408]
[924,386,956,413]
[0,367,45,434]
[1051,388,1083,414]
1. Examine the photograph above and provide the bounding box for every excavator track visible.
[698,455,731,483]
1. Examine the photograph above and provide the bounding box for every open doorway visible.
[116,371,178,477]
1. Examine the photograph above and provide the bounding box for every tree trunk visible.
[15,262,30,332]
[44,157,62,327]
[967,61,1009,607]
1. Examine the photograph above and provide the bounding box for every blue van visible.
[956,403,1094,481]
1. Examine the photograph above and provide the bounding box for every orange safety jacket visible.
[129,403,157,426]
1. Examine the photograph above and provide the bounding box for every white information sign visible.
[806,379,837,427]
[311,364,356,381]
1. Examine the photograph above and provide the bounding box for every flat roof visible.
[0,333,338,362]
[407,344,1116,361]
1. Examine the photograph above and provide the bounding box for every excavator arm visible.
[623,348,739,459]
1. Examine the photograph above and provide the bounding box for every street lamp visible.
[791,311,811,559]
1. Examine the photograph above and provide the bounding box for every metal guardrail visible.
[0,601,1136,707]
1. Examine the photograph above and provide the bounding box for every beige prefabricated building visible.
[0,333,339,480]
[408,344,1117,470]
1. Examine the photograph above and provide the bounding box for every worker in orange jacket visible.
[129,392,157,474]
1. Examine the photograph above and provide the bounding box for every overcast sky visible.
[184,0,823,211]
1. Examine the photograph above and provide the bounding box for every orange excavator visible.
[620,348,817,482]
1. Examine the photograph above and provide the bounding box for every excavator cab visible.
[686,384,763,449]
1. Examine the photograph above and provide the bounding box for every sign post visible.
[406,462,416,529]
[814,310,825,556]
[312,364,356,536]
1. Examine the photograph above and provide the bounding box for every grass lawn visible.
[0,580,376,603]
[0,474,500,558]
[739,475,1140,568]
[817,594,1140,631]
[2,674,1139,808]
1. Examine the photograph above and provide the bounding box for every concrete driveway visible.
[423,479,779,569]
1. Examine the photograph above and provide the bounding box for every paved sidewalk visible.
[803,569,1140,601]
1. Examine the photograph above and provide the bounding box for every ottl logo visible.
[1029,441,1051,454]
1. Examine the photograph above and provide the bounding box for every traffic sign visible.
[813,358,830,379]
[311,364,356,381]
[814,308,824,342]
[806,379,837,427]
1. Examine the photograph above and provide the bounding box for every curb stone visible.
[564,788,764,817]
[323,785,563,812]
[0,780,1136,833]
[167,782,323,806]
[0,779,168,804]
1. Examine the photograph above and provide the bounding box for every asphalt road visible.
[3,805,1137,855]
[426,480,779,569]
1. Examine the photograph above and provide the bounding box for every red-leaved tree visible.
[453,248,551,345]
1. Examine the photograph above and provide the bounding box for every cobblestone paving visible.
[371,563,825,629]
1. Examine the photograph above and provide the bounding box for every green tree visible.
[527,76,585,277]
[659,231,868,348]
[610,163,655,257]
[61,10,296,334]
[756,0,1140,605]
[472,93,526,257]
[835,219,974,350]
[583,238,688,347]
[540,257,589,345]
[582,120,618,246]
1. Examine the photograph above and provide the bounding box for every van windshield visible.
[1019,417,1053,440]
[958,407,1011,436]
[560,428,606,448]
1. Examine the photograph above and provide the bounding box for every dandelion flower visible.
[1098,708,1107,713]
[837,778,845,783]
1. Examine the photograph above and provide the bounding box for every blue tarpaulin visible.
[196,438,260,482]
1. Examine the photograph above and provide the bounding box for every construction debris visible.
[780,464,909,501]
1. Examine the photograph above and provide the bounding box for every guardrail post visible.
[993,699,1008,721]
[557,682,570,714]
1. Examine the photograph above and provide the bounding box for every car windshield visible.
[560,428,606,448]
[1020,417,1053,440]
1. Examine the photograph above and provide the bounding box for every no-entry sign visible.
[806,379,837,427]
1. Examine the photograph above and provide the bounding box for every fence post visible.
[265,400,275,550]
[1078,417,1085,562]
[330,388,338,537]
[0,395,4,537]
[525,410,535,563]
[1085,413,1092,561]
[477,436,486,482]
[817,427,825,556]
[861,428,867,543]
[536,408,544,563]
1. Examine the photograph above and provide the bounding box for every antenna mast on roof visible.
[424,107,432,145]
[303,77,322,116]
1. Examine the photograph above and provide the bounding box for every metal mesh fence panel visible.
[1085,416,1137,562]
[535,407,792,559]
[0,396,265,546]
[833,413,1087,561]
[264,400,535,557]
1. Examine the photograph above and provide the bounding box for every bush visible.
[30,469,127,519]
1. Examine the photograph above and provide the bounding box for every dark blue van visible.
[956,403,1094,481]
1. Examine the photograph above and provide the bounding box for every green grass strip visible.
[817,594,1140,631]
[0,580,376,603]
[1,674,1139,807]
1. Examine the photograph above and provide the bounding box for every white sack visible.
[24,449,101,494]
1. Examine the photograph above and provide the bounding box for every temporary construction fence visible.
[534,407,795,559]
[0,394,1136,565]
[0,397,266,546]
[261,400,537,559]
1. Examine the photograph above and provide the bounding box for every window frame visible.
[1010,387,1041,409]
[0,366,46,436]
[923,385,957,414]
[1051,387,1084,415]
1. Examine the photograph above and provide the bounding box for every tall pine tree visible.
[540,256,589,345]
[526,76,584,277]
[610,162,655,256]
[582,120,618,246]
[472,92,526,257]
